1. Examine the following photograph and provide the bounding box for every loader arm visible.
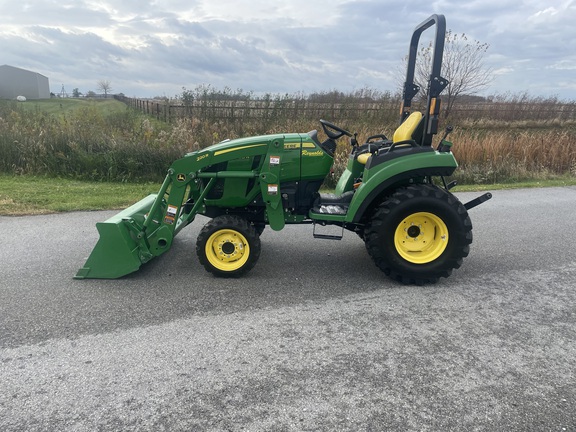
[75,133,313,279]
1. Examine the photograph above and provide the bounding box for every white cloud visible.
[547,60,576,71]
[0,0,575,98]
[493,67,514,76]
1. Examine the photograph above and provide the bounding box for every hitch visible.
[464,192,492,210]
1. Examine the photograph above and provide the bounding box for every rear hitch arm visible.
[464,192,492,210]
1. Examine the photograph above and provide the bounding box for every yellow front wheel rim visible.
[205,229,250,272]
[394,212,449,264]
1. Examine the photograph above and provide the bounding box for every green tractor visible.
[76,14,491,284]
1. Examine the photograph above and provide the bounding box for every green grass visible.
[1,98,176,183]
[2,174,576,216]
[16,97,127,117]
[0,175,159,215]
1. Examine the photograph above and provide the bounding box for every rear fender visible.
[345,151,457,223]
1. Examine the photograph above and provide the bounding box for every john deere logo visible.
[177,173,186,182]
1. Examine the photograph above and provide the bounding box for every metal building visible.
[0,65,50,100]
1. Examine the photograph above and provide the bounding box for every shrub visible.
[0,100,179,182]
[1,92,575,186]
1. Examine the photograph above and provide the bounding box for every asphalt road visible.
[1,187,575,431]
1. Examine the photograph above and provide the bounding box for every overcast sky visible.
[1,0,575,100]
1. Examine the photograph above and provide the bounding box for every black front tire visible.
[365,184,472,284]
[196,215,261,278]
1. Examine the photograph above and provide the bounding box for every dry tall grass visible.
[1,92,575,185]
[325,123,576,186]
[451,129,576,184]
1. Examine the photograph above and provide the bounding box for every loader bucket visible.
[74,194,157,279]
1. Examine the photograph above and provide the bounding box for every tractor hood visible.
[172,132,319,176]
[186,133,301,158]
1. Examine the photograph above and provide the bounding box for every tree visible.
[405,31,493,118]
[72,88,82,98]
[96,80,113,98]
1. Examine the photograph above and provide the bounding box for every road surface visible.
[1,187,575,431]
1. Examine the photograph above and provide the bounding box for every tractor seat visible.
[357,152,371,165]
[393,111,423,143]
[357,111,424,165]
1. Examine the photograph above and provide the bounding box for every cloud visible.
[0,0,575,98]
[547,60,576,71]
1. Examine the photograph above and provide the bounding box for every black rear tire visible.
[365,184,472,284]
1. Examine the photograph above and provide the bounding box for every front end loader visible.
[76,14,491,284]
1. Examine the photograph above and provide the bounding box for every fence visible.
[115,95,576,125]
[114,95,401,125]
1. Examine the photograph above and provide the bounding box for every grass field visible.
[0,98,179,183]
[2,174,576,216]
[0,174,160,215]
[1,94,575,215]
[15,97,128,117]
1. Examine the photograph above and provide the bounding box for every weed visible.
[1,92,575,186]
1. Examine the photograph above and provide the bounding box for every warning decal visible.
[167,205,178,216]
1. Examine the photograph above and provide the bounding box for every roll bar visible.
[400,14,449,146]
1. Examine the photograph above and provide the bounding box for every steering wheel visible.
[320,119,353,139]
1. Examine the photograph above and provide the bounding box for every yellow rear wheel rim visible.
[394,212,449,264]
[205,229,250,272]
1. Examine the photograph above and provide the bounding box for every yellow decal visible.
[302,142,316,148]
[196,153,209,162]
[214,143,267,156]
[284,143,300,149]
[302,149,324,157]
[429,98,437,115]
[176,173,186,182]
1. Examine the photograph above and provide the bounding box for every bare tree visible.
[406,31,493,118]
[96,80,113,98]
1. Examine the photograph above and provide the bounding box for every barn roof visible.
[0,64,49,79]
